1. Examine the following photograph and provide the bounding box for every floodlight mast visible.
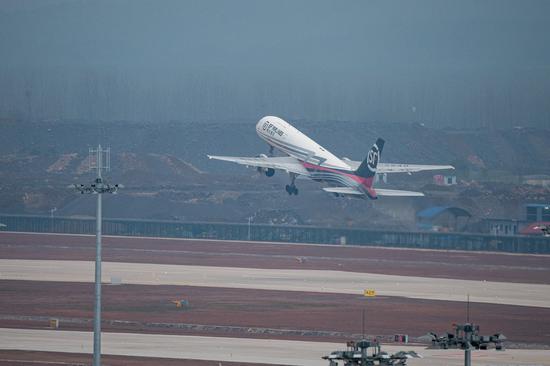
[72,145,120,366]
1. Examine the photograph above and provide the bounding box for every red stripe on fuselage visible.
[302,161,374,189]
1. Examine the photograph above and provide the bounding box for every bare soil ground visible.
[1,233,549,284]
[0,350,273,366]
[1,280,549,346]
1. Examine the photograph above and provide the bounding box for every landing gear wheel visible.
[286,173,298,195]
[285,185,299,195]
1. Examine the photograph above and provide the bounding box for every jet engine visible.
[255,154,275,177]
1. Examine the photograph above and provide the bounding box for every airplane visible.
[208,116,454,199]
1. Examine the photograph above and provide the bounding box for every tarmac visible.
[1,328,549,366]
[1,259,550,308]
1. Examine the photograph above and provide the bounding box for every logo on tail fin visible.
[356,138,385,179]
[367,148,379,172]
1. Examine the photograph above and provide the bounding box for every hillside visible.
[1,119,549,229]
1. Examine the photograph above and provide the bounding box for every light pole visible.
[248,216,253,241]
[71,145,121,366]
[428,321,505,366]
[50,207,57,232]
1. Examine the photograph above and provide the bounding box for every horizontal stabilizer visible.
[375,188,425,197]
[341,159,455,174]
[378,163,455,174]
[322,186,364,195]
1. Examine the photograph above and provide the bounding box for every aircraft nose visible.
[256,116,269,132]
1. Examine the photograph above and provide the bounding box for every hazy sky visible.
[1,0,549,127]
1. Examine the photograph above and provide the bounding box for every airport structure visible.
[0,214,549,254]
[322,339,421,365]
[71,145,121,366]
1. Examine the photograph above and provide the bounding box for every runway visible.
[3,232,549,284]
[1,259,549,308]
[1,328,549,366]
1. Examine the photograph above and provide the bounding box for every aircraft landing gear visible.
[285,184,299,195]
[285,173,298,195]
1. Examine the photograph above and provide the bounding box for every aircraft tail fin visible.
[355,138,385,179]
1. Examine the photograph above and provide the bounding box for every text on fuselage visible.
[262,121,285,137]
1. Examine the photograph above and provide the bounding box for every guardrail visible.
[1,214,549,254]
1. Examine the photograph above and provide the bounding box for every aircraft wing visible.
[323,186,424,197]
[207,155,309,176]
[322,186,364,195]
[375,188,424,197]
[342,159,454,174]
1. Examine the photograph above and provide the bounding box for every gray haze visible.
[1,0,549,127]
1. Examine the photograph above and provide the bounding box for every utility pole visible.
[464,294,471,366]
[463,325,472,366]
[361,308,365,339]
[71,145,121,366]
[466,293,470,323]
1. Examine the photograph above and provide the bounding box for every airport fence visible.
[1,214,549,254]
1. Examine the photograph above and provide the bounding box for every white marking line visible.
[1,328,549,366]
[1,259,550,308]
[0,359,86,365]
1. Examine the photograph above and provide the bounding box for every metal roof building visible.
[416,206,471,232]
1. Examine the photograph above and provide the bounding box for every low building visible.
[374,172,387,184]
[482,218,523,236]
[416,206,471,232]
[525,204,550,222]
[433,174,457,186]
[523,175,550,188]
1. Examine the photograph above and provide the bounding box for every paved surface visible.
[0,350,260,366]
[1,328,549,366]
[1,259,550,308]
[3,232,550,284]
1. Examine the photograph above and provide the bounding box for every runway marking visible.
[1,259,550,308]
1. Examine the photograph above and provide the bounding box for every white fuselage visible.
[255,116,350,170]
[208,115,434,198]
